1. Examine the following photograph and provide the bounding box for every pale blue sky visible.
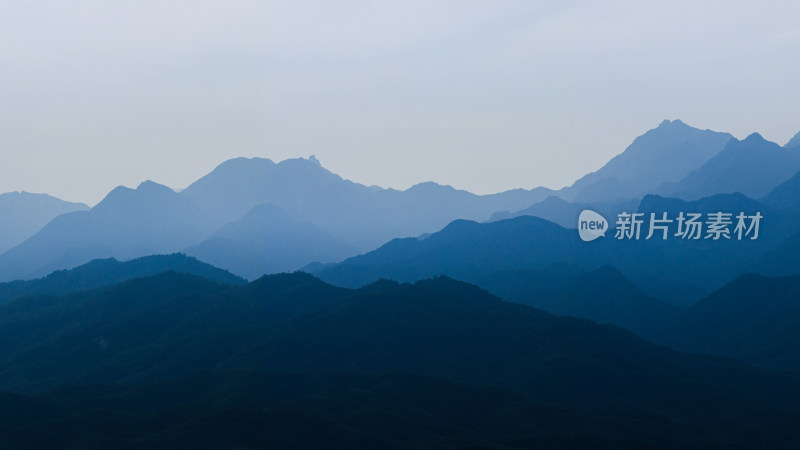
[1,0,799,205]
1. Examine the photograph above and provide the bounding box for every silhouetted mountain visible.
[0,158,557,280]
[0,254,244,306]
[660,133,800,200]
[312,216,607,288]
[762,169,800,211]
[480,265,680,340]
[490,195,637,228]
[181,156,554,251]
[185,203,356,280]
[316,193,800,308]
[634,193,800,300]
[0,272,798,447]
[0,192,87,254]
[561,120,732,202]
[665,273,800,370]
[0,181,214,281]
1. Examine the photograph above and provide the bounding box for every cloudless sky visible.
[1,0,799,205]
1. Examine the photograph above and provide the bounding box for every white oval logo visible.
[578,210,607,242]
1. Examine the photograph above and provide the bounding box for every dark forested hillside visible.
[0,271,797,448]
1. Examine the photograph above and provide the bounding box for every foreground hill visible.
[480,265,681,340]
[663,273,800,370]
[0,272,797,447]
[0,273,799,448]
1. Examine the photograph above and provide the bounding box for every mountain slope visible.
[490,195,638,228]
[480,265,681,340]
[661,133,800,200]
[785,130,800,149]
[562,119,732,202]
[186,203,357,279]
[0,181,214,281]
[312,216,610,288]
[0,192,88,254]
[664,273,800,370]
[762,169,800,211]
[314,195,800,308]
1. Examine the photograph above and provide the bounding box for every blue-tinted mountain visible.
[180,156,554,251]
[0,271,798,447]
[480,265,680,340]
[660,133,800,200]
[0,159,554,281]
[0,192,87,254]
[312,216,607,288]
[664,273,800,370]
[0,181,214,281]
[785,130,800,149]
[315,192,800,307]
[490,195,638,228]
[761,169,800,211]
[0,253,244,306]
[561,119,732,202]
[185,203,357,280]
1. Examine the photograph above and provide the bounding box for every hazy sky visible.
[1,1,799,205]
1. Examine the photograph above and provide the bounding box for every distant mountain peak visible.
[743,132,766,143]
[217,156,276,170]
[137,180,174,193]
[97,181,176,209]
[408,181,455,192]
[658,119,687,128]
[564,120,732,202]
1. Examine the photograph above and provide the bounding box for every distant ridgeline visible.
[0,120,798,291]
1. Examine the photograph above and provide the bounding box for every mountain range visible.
[0,119,798,284]
[0,270,798,447]
[313,187,800,308]
[0,113,799,447]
